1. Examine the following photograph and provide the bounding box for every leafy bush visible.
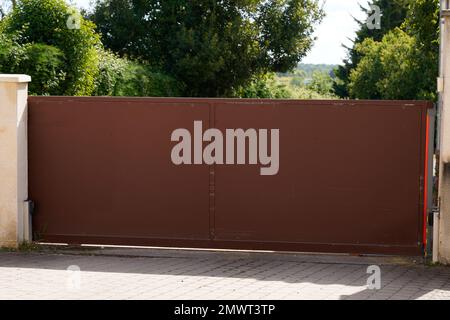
[21,44,65,95]
[348,28,431,100]
[235,72,338,99]
[340,0,439,100]
[0,32,65,95]
[116,62,184,97]
[0,32,22,70]
[93,49,183,97]
[290,86,336,99]
[93,49,127,96]
[235,74,292,99]
[306,71,334,96]
[2,0,100,95]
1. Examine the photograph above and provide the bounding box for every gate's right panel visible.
[213,101,430,255]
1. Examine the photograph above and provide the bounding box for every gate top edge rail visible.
[27,96,433,108]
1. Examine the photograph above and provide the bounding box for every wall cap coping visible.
[0,74,31,83]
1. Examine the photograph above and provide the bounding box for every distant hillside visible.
[278,63,338,78]
[274,63,338,98]
[297,63,338,78]
[277,63,338,85]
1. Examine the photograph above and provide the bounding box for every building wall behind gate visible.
[28,97,431,255]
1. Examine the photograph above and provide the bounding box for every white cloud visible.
[302,0,370,65]
[72,0,92,10]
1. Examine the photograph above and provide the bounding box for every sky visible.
[302,0,370,65]
[73,0,370,66]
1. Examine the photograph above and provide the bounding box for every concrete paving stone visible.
[0,249,449,300]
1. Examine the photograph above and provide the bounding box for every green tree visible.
[1,0,101,95]
[93,49,184,97]
[234,73,292,98]
[90,0,324,97]
[307,70,334,96]
[348,0,439,100]
[0,32,65,95]
[333,0,408,98]
[401,0,439,100]
[349,28,417,99]
[290,85,336,99]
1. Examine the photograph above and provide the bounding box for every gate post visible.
[0,74,31,248]
[437,2,450,264]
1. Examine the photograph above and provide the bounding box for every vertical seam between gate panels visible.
[209,102,216,240]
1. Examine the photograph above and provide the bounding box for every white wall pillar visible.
[0,74,31,248]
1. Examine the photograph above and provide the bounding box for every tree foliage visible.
[401,0,439,100]
[347,0,439,100]
[0,0,182,97]
[333,0,408,98]
[1,0,100,95]
[90,0,324,97]
[349,28,417,99]
[93,49,183,97]
[0,32,65,95]
[234,73,292,99]
[306,70,334,96]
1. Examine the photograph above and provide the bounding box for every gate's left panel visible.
[28,97,211,245]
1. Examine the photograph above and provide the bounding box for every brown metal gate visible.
[28,97,432,255]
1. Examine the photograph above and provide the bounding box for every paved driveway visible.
[0,247,449,300]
